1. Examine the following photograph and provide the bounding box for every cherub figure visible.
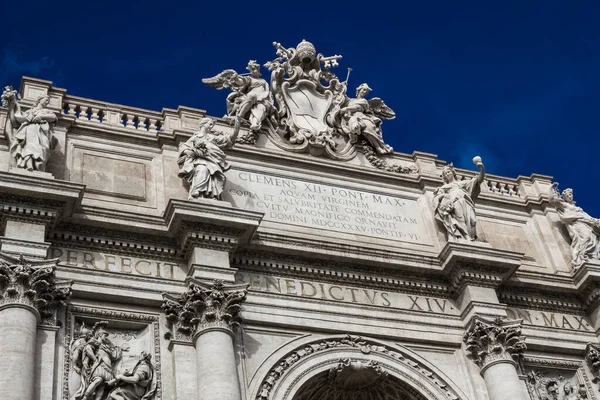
[2,86,57,171]
[336,83,395,155]
[202,61,275,131]
[549,183,600,269]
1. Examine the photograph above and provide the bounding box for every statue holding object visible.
[1,85,57,172]
[177,117,240,200]
[433,156,485,241]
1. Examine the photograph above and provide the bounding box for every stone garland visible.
[358,141,419,174]
[255,335,461,400]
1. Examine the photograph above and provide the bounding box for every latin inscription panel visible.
[224,171,432,245]
[236,272,459,315]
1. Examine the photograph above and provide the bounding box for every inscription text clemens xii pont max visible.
[224,171,431,244]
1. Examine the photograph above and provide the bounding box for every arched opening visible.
[292,359,427,400]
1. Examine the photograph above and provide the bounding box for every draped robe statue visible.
[177,117,240,200]
[549,183,600,269]
[433,159,485,241]
[2,87,56,171]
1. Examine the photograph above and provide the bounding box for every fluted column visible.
[463,317,528,400]
[163,279,248,400]
[0,254,71,400]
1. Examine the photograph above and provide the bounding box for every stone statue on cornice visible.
[336,83,395,155]
[549,182,600,269]
[177,117,240,200]
[1,85,57,172]
[433,157,485,241]
[202,60,275,132]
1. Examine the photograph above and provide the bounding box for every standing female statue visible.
[549,183,600,269]
[177,117,240,200]
[433,157,485,241]
[1,86,57,171]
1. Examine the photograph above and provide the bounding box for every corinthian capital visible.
[0,253,72,321]
[162,279,249,341]
[463,316,526,373]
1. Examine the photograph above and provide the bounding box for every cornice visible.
[233,250,452,297]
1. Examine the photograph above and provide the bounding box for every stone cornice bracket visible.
[463,316,526,374]
[162,279,249,345]
[0,252,72,323]
[572,260,600,312]
[164,198,264,258]
[0,171,86,258]
[439,241,524,294]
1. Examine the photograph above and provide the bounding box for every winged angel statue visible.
[202,40,406,168]
[202,60,275,132]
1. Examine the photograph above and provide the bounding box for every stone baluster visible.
[79,105,89,120]
[149,118,157,132]
[0,254,71,400]
[125,113,136,128]
[90,107,100,122]
[163,279,248,400]
[463,317,528,400]
[68,103,77,117]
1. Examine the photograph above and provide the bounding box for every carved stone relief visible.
[63,307,162,400]
[525,369,591,400]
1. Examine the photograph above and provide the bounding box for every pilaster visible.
[163,279,248,400]
[464,316,528,400]
[0,253,72,400]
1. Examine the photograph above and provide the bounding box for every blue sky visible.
[2,1,600,215]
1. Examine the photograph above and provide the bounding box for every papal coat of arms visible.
[203,40,414,172]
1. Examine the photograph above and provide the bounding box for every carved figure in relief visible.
[106,351,156,400]
[549,183,600,269]
[1,86,57,171]
[177,117,240,200]
[70,323,94,400]
[202,61,275,131]
[433,157,485,241]
[337,83,395,155]
[80,321,129,400]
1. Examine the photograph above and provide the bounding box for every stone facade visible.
[1,67,600,400]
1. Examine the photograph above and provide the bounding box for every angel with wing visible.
[337,83,395,155]
[202,61,274,132]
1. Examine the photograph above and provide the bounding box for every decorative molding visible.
[162,279,248,342]
[463,316,526,373]
[0,252,71,321]
[500,291,584,313]
[62,305,162,400]
[256,335,462,400]
[233,252,452,298]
